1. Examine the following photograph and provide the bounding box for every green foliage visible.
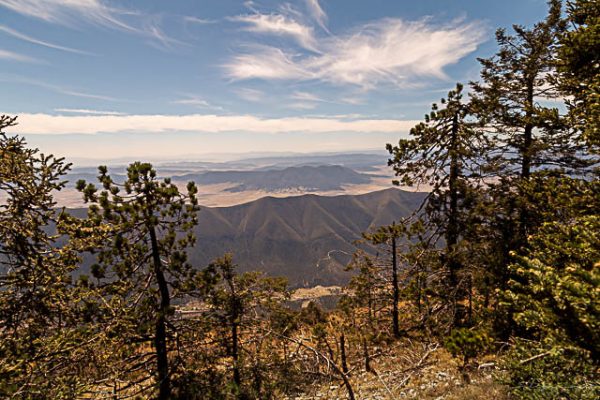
[502,215,600,398]
[387,83,485,189]
[202,255,292,399]
[0,115,96,398]
[502,338,599,400]
[465,0,596,341]
[470,0,578,177]
[72,161,203,398]
[558,0,600,147]
[387,84,485,328]
[445,327,491,368]
[344,251,386,326]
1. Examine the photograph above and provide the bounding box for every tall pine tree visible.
[387,84,485,327]
[76,162,200,399]
[0,116,92,398]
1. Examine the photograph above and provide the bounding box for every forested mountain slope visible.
[190,188,425,286]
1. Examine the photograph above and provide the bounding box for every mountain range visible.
[174,165,374,192]
[68,187,426,288]
[188,188,425,287]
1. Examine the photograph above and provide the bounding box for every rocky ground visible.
[285,340,507,400]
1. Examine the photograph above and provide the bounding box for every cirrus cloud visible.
[226,8,486,89]
[305,0,328,31]
[0,25,93,55]
[231,13,319,52]
[0,0,136,30]
[226,46,311,80]
[0,0,180,49]
[0,48,40,63]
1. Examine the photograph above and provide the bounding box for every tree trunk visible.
[148,224,171,400]
[468,275,473,324]
[362,336,372,373]
[340,333,349,375]
[416,269,422,312]
[392,232,400,338]
[521,81,534,181]
[519,80,535,240]
[223,270,243,394]
[232,319,241,389]
[446,112,462,326]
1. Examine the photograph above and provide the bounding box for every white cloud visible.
[173,99,211,108]
[54,108,125,115]
[227,17,486,89]
[0,0,133,29]
[225,46,310,80]
[286,102,318,110]
[290,91,327,102]
[341,97,366,105]
[234,88,265,102]
[144,24,184,50]
[0,0,178,49]
[0,49,39,63]
[0,25,93,55]
[232,13,318,52]
[0,75,118,101]
[306,113,371,120]
[10,113,419,135]
[183,16,216,25]
[305,0,328,31]
[171,95,223,111]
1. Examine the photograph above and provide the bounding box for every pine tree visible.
[342,250,390,372]
[470,0,585,238]
[387,84,485,327]
[0,115,89,397]
[503,213,599,399]
[203,255,289,399]
[362,223,406,337]
[469,0,597,337]
[344,250,387,329]
[75,162,200,399]
[557,0,600,147]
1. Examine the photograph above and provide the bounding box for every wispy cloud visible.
[0,24,93,55]
[183,16,217,25]
[340,97,366,105]
[0,0,135,30]
[12,113,419,135]
[231,13,318,52]
[144,23,186,51]
[286,102,318,110]
[54,108,125,115]
[171,95,224,111]
[305,0,328,31]
[234,88,265,102]
[290,91,327,102]
[0,0,179,49]
[0,49,39,63]
[287,91,364,108]
[58,89,116,101]
[0,75,119,101]
[226,14,486,89]
[226,45,310,80]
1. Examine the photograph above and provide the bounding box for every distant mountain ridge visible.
[235,153,389,172]
[175,165,373,192]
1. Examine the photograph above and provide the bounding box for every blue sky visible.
[0,0,551,161]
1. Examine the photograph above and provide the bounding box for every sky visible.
[0,0,552,162]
